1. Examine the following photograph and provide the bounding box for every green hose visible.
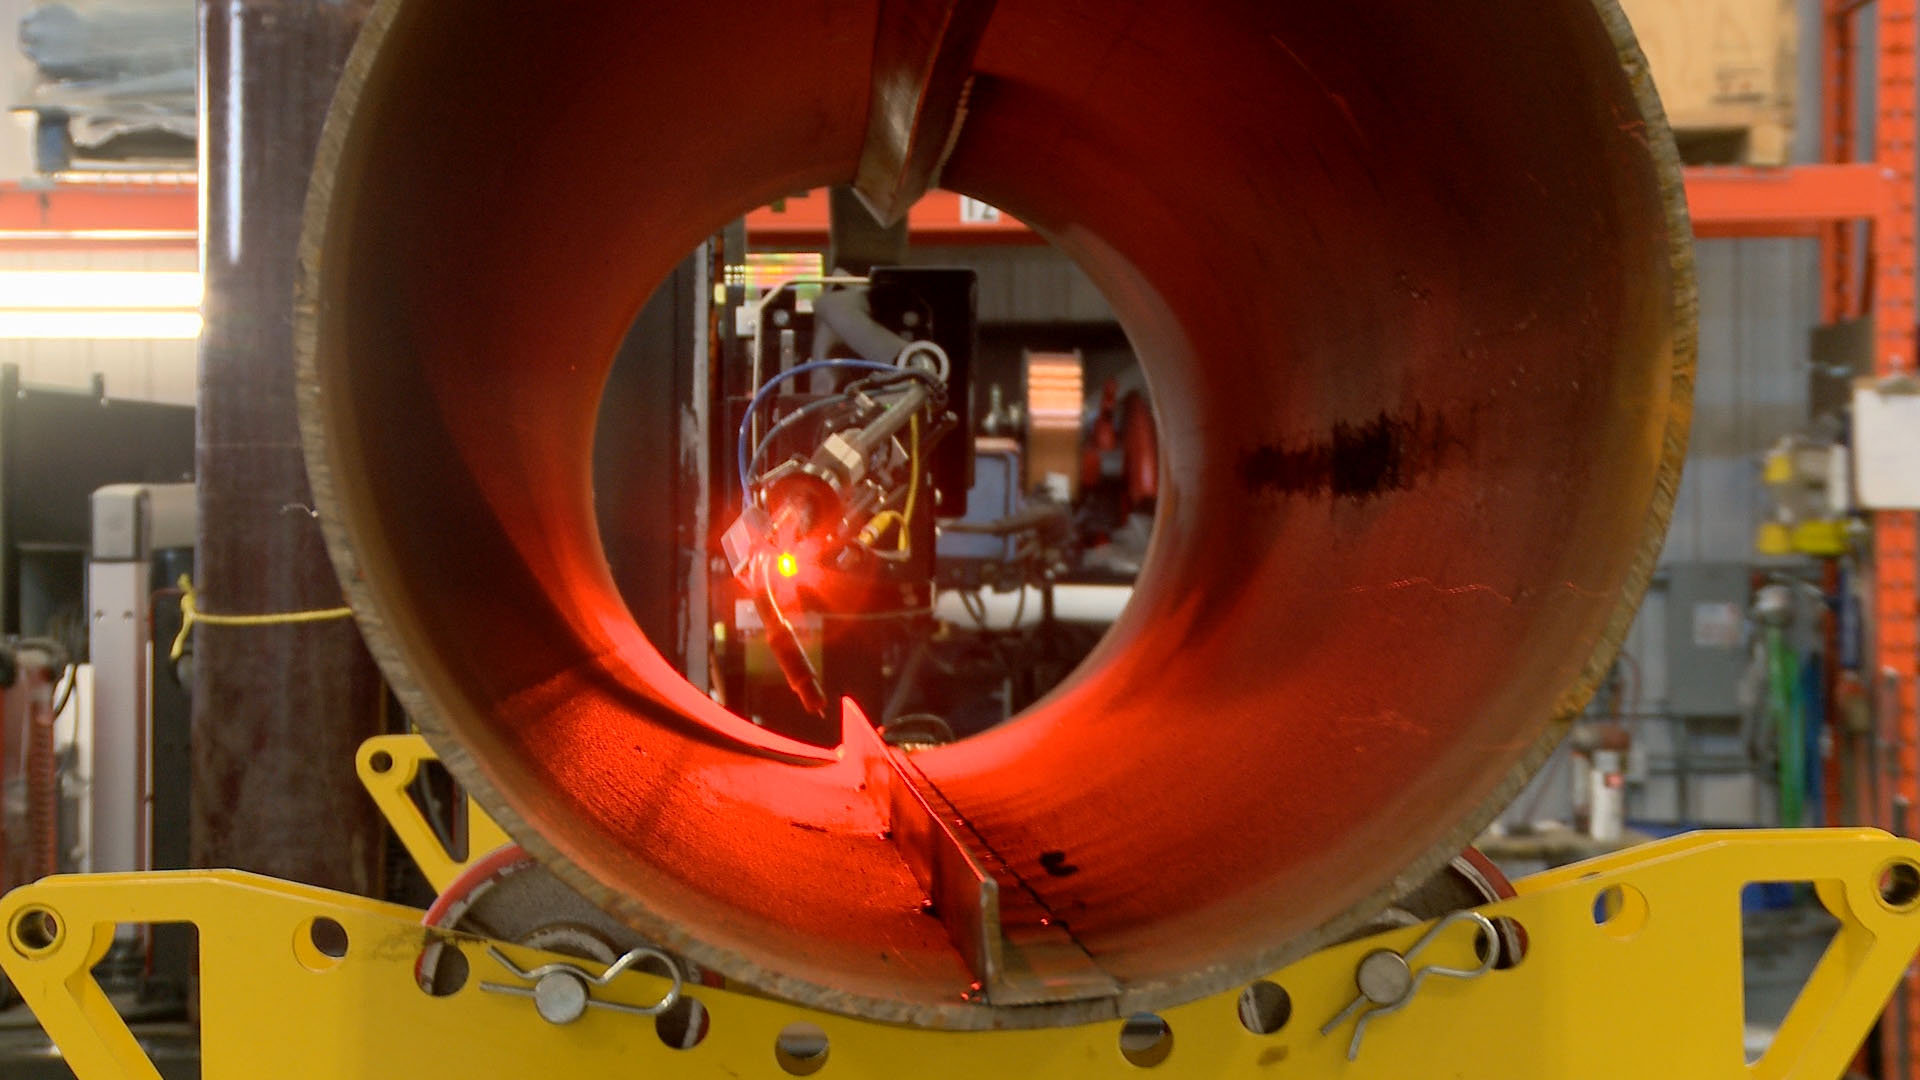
[1766,626,1806,828]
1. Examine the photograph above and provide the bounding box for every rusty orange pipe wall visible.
[298,0,1694,1029]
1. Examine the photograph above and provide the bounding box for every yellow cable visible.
[170,574,355,662]
[898,414,920,553]
[861,510,906,546]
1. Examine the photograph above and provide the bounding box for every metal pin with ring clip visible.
[480,945,683,1026]
[1320,910,1499,1061]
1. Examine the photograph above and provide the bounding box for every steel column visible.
[192,0,385,895]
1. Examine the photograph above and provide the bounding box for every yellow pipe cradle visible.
[1,738,1916,1079]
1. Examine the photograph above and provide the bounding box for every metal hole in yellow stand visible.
[294,916,350,973]
[8,907,61,957]
[1877,861,1920,911]
[1592,884,1651,941]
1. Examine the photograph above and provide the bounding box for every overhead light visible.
[0,230,197,245]
[0,271,203,339]
[0,271,203,310]
[0,311,203,340]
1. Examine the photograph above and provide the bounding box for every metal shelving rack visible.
[1806,2,1920,1072]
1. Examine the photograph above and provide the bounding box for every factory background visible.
[0,0,1844,825]
[0,0,1916,1077]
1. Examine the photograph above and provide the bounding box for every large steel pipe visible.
[299,0,1693,1028]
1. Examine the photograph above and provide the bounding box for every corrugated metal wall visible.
[1665,239,1824,566]
[913,245,1117,323]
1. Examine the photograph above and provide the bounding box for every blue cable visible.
[735,358,936,500]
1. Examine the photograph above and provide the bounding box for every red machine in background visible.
[0,647,63,902]
[1080,379,1158,537]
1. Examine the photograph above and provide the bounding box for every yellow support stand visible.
[353,734,511,893]
[3,741,1918,1078]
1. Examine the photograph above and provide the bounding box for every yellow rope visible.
[170,574,354,661]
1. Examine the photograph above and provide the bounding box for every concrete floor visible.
[0,991,197,1080]
[1743,899,1846,1063]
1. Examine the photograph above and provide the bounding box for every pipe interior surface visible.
[299,0,1694,1028]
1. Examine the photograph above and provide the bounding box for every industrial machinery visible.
[0,484,198,1020]
[0,367,193,650]
[719,268,976,742]
[0,642,63,905]
[7,0,1920,1076]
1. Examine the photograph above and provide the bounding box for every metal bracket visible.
[852,0,999,223]
[841,704,1120,1006]
[354,734,512,894]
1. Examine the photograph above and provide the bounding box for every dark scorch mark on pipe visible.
[1239,407,1454,500]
